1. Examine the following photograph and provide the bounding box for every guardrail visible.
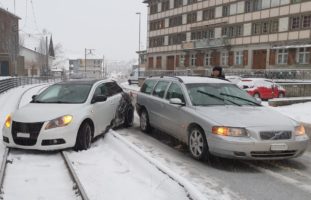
[0,77,62,94]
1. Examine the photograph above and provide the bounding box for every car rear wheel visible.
[189,126,208,161]
[278,93,284,98]
[254,93,260,99]
[74,122,92,151]
[140,109,151,133]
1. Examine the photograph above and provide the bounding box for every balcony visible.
[182,37,230,50]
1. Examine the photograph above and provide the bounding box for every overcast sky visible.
[0,0,147,61]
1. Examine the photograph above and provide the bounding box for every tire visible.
[253,93,260,99]
[278,93,284,98]
[123,106,134,127]
[74,122,92,151]
[140,109,152,133]
[128,80,132,85]
[188,126,208,161]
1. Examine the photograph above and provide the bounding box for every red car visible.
[237,78,286,100]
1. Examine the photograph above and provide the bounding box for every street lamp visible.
[136,12,141,77]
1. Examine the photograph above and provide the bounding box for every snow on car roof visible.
[176,76,230,84]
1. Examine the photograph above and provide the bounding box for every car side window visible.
[93,83,109,97]
[166,83,185,103]
[152,81,169,98]
[106,82,123,96]
[141,80,157,94]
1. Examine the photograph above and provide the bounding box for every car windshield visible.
[33,84,92,104]
[186,83,261,107]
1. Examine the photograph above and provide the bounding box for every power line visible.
[21,0,28,30]
[30,0,40,33]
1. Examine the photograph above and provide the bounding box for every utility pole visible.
[136,12,141,77]
[14,0,16,14]
[46,36,48,76]
[84,48,95,78]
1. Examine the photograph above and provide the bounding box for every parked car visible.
[136,76,309,161]
[237,78,286,100]
[128,68,145,85]
[226,75,242,84]
[3,79,134,151]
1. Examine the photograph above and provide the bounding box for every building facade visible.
[69,58,103,78]
[0,8,20,76]
[144,0,311,71]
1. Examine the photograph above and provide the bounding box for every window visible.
[203,8,215,20]
[261,22,269,34]
[245,0,262,12]
[169,15,183,27]
[290,16,301,30]
[166,83,185,103]
[297,48,310,64]
[222,5,229,17]
[152,81,170,98]
[302,15,311,28]
[270,20,279,33]
[150,4,158,14]
[169,33,186,45]
[141,80,157,94]
[174,0,183,8]
[221,52,228,66]
[156,56,162,68]
[222,27,228,37]
[222,25,243,38]
[187,12,197,24]
[190,54,196,66]
[149,36,165,47]
[235,51,243,65]
[252,23,261,35]
[150,20,165,31]
[277,49,288,64]
[161,0,170,12]
[205,53,211,66]
[236,25,243,36]
[188,0,197,5]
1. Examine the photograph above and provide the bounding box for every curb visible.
[110,130,207,200]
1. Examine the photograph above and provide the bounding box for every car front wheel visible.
[140,109,151,133]
[74,122,92,151]
[188,126,208,161]
[253,93,260,99]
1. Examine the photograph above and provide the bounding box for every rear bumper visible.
[208,134,309,160]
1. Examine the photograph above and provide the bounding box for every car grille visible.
[260,131,292,140]
[251,150,297,158]
[12,121,44,146]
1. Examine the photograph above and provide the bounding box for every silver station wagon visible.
[136,76,309,161]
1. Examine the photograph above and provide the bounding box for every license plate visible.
[17,133,30,138]
[270,144,288,151]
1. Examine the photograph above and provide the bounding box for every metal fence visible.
[143,69,311,81]
[0,77,62,94]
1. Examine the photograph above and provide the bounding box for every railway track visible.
[0,149,89,200]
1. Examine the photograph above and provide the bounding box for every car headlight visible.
[212,126,249,137]
[4,114,12,128]
[295,124,306,136]
[45,115,73,130]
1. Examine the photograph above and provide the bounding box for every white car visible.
[3,79,134,151]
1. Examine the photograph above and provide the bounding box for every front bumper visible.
[2,123,78,151]
[207,134,309,160]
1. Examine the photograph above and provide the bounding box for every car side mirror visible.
[91,95,107,104]
[30,95,37,103]
[169,98,185,106]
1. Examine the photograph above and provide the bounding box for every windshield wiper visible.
[220,93,262,106]
[197,90,241,106]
